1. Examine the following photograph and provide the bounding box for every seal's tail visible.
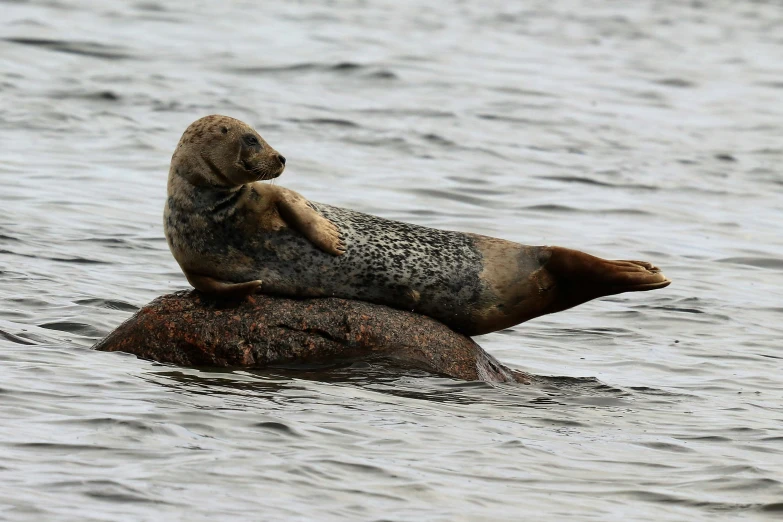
[544,246,671,314]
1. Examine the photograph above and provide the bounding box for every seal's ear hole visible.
[221,127,228,134]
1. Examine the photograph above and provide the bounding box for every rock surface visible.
[94,291,530,383]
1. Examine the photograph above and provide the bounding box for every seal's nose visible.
[277,154,286,165]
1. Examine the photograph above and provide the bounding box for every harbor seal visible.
[164,115,670,336]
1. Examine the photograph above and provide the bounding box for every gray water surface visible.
[1,1,782,520]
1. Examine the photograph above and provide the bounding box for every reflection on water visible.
[2,0,783,520]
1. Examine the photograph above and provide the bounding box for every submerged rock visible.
[93,291,529,384]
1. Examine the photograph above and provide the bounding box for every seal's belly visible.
[243,203,488,326]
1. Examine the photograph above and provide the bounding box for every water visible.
[1,0,782,520]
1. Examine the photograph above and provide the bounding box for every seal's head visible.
[172,115,286,187]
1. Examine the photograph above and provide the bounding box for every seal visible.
[164,115,671,336]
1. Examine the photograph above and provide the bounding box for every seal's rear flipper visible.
[543,246,671,314]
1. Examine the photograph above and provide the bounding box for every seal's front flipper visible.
[277,194,346,256]
[543,246,670,314]
[184,271,262,299]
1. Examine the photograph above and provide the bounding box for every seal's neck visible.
[169,142,242,188]
[168,167,250,212]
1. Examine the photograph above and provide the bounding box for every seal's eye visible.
[221,127,228,134]
[242,134,261,148]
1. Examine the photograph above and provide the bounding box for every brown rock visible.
[93,291,529,383]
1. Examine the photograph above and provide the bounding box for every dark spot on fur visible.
[211,186,245,213]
